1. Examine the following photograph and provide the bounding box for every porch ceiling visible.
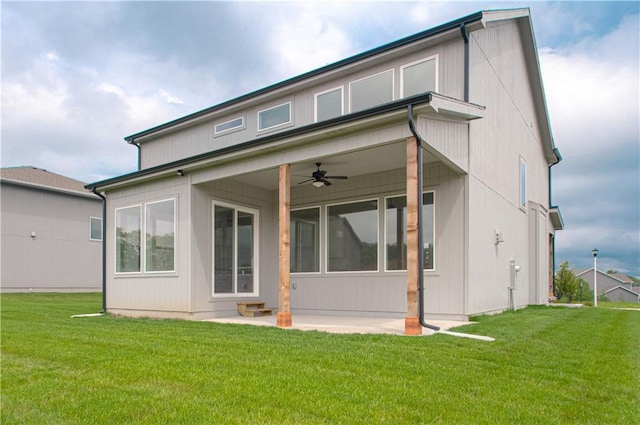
[227,141,438,191]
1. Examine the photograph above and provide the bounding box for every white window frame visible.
[520,157,527,210]
[325,198,379,273]
[211,200,260,298]
[144,198,176,274]
[257,102,292,132]
[383,191,436,272]
[314,86,343,122]
[290,206,322,275]
[214,116,245,136]
[400,55,439,98]
[89,216,103,241]
[114,204,142,275]
[348,69,395,113]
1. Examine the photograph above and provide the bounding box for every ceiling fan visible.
[298,163,348,187]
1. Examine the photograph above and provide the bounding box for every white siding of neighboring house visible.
[1,183,102,292]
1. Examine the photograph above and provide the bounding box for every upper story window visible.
[520,157,527,209]
[258,102,291,131]
[90,217,102,241]
[315,87,343,122]
[214,117,244,135]
[349,69,394,113]
[401,56,437,98]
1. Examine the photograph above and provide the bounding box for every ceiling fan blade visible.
[322,179,332,186]
[297,178,314,185]
[325,175,348,180]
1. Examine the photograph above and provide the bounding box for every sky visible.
[2,1,639,277]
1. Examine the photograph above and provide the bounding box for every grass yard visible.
[1,293,638,424]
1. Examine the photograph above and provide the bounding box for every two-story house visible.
[87,8,563,334]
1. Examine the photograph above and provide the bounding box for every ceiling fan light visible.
[312,181,324,188]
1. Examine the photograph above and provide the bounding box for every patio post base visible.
[404,317,422,335]
[277,312,292,328]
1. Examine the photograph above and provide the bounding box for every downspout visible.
[549,147,562,297]
[407,103,440,332]
[408,104,494,342]
[91,188,107,313]
[460,23,470,103]
[128,140,141,170]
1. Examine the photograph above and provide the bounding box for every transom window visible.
[385,192,435,271]
[349,70,394,113]
[215,117,244,135]
[315,87,343,122]
[258,102,291,131]
[213,202,258,296]
[327,199,378,272]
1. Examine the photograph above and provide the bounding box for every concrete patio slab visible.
[203,314,473,336]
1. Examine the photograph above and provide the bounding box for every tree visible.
[554,261,582,303]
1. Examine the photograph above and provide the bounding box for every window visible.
[90,217,102,241]
[215,117,244,135]
[520,157,527,209]
[327,200,378,272]
[401,57,437,98]
[385,192,435,271]
[315,87,343,122]
[213,202,258,296]
[349,70,394,113]
[145,199,175,272]
[258,102,291,131]
[115,206,141,273]
[290,207,320,273]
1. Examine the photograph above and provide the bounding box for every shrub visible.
[554,260,581,302]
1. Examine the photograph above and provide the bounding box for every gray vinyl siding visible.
[104,176,192,317]
[138,40,463,170]
[465,20,551,315]
[0,183,102,292]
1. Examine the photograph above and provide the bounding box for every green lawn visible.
[1,293,638,424]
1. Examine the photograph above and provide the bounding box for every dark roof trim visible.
[124,11,484,142]
[88,93,434,190]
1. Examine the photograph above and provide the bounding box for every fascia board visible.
[1,178,100,200]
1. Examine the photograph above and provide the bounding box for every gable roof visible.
[0,166,98,199]
[603,285,640,298]
[574,268,633,284]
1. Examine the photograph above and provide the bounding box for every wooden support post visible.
[405,137,422,335]
[277,164,292,328]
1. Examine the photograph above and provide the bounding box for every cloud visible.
[540,13,640,275]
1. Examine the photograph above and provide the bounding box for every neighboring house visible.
[86,9,564,334]
[1,166,103,292]
[575,268,639,302]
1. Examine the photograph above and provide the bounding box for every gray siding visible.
[138,40,463,169]
[465,20,552,315]
[1,183,102,292]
